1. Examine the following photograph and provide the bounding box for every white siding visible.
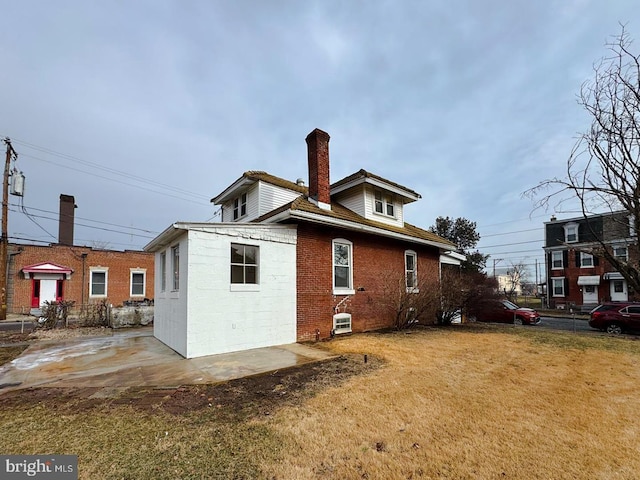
[179,225,297,358]
[257,182,303,216]
[334,188,366,217]
[220,182,301,222]
[153,234,189,357]
[363,185,405,227]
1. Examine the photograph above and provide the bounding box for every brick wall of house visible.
[548,245,640,307]
[296,223,440,341]
[8,244,154,314]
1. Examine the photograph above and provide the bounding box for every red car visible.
[472,299,541,325]
[589,303,640,334]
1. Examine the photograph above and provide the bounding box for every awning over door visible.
[577,275,600,286]
[603,272,624,280]
[22,262,73,279]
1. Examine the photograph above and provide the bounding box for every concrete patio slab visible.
[0,328,335,395]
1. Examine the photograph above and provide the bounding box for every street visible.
[538,315,594,334]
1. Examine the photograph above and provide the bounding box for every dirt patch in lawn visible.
[0,353,383,417]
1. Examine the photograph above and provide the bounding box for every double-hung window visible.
[171,245,180,291]
[564,223,578,243]
[90,268,108,297]
[580,252,594,268]
[333,239,354,294]
[405,250,418,292]
[614,246,628,262]
[552,277,565,297]
[160,252,166,292]
[551,251,563,269]
[374,190,395,217]
[233,193,248,220]
[130,269,146,297]
[231,243,259,284]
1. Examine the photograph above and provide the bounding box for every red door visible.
[56,280,64,303]
[31,279,40,308]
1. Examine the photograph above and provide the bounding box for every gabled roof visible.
[330,169,421,202]
[211,171,308,204]
[256,196,455,251]
[22,262,73,277]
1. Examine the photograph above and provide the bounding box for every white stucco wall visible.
[153,234,189,357]
[152,224,297,358]
[184,225,297,358]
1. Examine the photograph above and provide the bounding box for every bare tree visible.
[502,262,529,301]
[379,270,441,330]
[525,25,640,291]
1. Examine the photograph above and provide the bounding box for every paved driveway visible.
[0,327,334,394]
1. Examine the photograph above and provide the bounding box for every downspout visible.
[81,252,87,310]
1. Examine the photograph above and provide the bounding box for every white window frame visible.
[160,252,166,293]
[580,252,594,268]
[564,222,578,243]
[551,251,563,269]
[130,269,146,297]
[233,192,248,220]
[171,245,180,292]
[333,238,355,295]
[89,267,108,298]
[405,250,418,293]
[614,245,628,262]
[333,313,352,334]
[551,277,565,297]
[230,243,260,291]
[373,190,395,218]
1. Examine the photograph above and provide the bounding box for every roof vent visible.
[296,178,305,186]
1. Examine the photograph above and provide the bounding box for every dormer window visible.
[564,222,578,243]
[233,193,247,220]
[374,190,395,217]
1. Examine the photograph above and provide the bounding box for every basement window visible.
[333,313,352,334]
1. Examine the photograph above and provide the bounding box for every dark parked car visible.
[589,303,640,334]
[472,299,541,325]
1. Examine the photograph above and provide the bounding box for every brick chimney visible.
[305,128,331,210]
[58,194,76,246]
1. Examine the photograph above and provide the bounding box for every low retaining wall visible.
[111,305,154,328]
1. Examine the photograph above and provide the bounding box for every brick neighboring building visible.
[7,195,154,314]
[544,212,638,310]
[147,128,458,358]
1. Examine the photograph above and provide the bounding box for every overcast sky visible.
[1,0,638,278]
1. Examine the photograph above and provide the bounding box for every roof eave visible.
[330,176,421,203]
[210,177,256,204]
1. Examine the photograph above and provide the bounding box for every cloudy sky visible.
[1,0,638,279]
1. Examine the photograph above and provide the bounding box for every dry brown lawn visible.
[263,328,640,479]
[1,325,639,479]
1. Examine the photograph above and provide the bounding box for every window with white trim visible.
[90,268,108,297]
[564,223,578,243]
[614,246,628,262]
[130,269,146,297]
[160,252,166,292]
[552,251,563,269]
[552,277,565,297]
[333,239,354,293]
[231,243,259,284]
[171,245,180,291]
[580,252,594,268]
[333,313,352,334]
[233,193,247,220]
[405,250,418,292]
[374,190,395,217]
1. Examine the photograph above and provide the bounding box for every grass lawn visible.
[1,325,639,479]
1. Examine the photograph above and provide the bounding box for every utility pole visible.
[1,138,16,320]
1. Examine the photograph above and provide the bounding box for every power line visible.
[479,239,543,249]
[7,136,210,201]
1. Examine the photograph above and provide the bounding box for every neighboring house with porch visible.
[543,212,638,310]
[7,194,154,314]
[146,128,459,358]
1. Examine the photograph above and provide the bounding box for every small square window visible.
[230,243,259,284]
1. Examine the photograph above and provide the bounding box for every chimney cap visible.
[305,128,330,143]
